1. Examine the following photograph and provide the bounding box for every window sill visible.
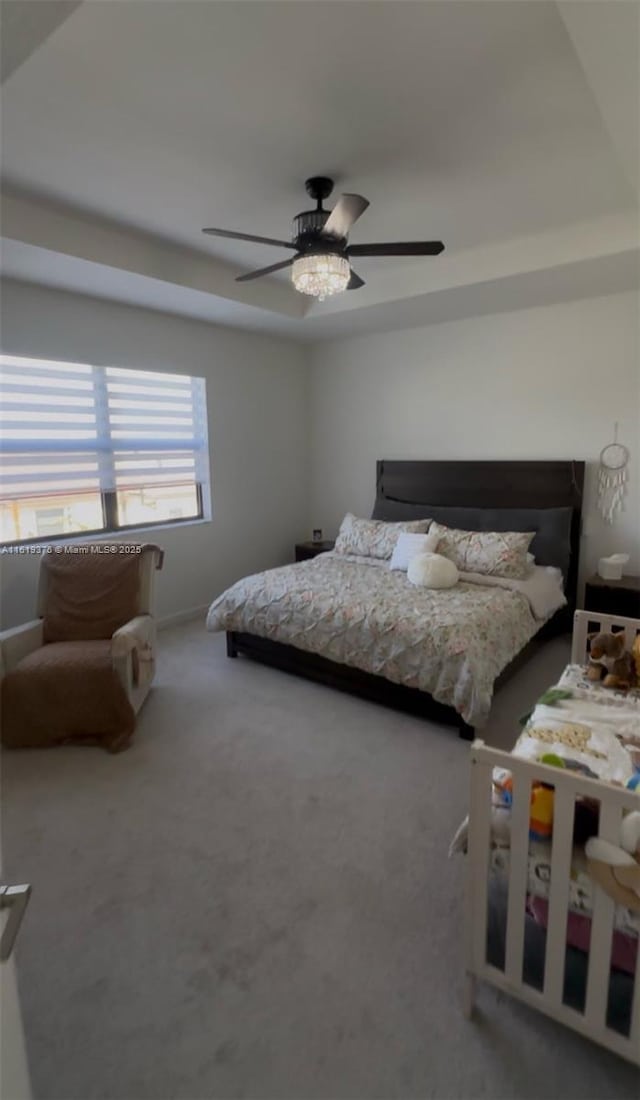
[105,516,212,539]
[0,516,211,554]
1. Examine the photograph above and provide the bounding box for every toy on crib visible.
[540,752,598,779]
[586,811,640,912]
[529,785,554,840]
[492,769,554,840]
[493,753,603,845]
[539,753,601,843]
[587,631,636,690]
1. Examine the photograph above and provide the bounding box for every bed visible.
[461,610,640,1065]
[207,460,584,738]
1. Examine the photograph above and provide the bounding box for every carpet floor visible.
[3,623,639,1100]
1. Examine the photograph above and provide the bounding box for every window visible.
[0,355,209,544]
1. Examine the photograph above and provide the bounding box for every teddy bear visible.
[587,631,637,689]
[586,811,640,912]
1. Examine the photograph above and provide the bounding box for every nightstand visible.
[584,574,640,619]
[295,540,335,562]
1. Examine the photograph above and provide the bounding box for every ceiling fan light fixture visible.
[291,253,350,301]
[204,177,443,292]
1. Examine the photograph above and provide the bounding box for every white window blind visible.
[0,355,209,501]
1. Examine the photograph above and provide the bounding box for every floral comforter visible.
[206,552,542,726]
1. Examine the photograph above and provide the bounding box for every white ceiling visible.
[1,0,638,340]
[0,0,81,81]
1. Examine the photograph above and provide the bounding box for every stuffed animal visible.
[407,552,458,589]
[586,811,640,912]
[586,631,636,689]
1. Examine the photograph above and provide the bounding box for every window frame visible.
[0,353,210,548]
[0,483,205,549]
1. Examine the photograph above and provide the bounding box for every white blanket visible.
[458,565,566,621]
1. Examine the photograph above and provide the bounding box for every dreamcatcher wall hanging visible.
[597,423,630,525]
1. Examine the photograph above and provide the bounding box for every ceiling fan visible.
[202,176,444,301]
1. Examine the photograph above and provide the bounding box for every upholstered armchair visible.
[0,543,163,751]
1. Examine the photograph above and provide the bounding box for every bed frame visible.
[227,459,585,739]
[465,610,640,1065]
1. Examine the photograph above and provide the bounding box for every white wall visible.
[309,291,640,582]
[3,283,638,631]
[0,280,309,629]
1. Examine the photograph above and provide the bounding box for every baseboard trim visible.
[158,605,209,630]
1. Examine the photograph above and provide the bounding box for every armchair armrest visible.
[0,620,44,679]
[112,615,157,701]
[111,615,156,658]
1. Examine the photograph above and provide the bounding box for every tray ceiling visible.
[1,1,638,339]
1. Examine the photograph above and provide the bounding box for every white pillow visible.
[389,530,439,571]
[407,552,459,589]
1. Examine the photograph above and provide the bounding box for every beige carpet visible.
[3,623,639,1100]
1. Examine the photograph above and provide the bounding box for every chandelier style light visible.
[291,253,350,300]
[202,176,445,302]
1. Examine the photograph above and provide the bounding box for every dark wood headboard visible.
[376,459,585,625]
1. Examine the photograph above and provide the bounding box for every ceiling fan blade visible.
[235,258,294,283]
[323,194,370,240]
[347,270,365,290]
[348,241,445,257]
[203,227,296,249]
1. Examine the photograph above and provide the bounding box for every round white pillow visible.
[407,552,459,589]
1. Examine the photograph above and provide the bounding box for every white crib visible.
[465,610,640,1066]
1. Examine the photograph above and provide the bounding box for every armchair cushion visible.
[1,640,135,752]
[42,546,145,643]
[0,619,44,678]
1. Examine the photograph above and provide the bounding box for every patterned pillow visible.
[430,522,534,579]
[334,513,431,560]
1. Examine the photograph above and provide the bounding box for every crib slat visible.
[466,749,494,979]
[631,928,640,1050]
[504,772,531,984]
[584,801,622,1030]
[543,789,575,1006]
[571,611,589,663]
[623,623,638,652]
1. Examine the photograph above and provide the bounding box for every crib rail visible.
[572,609,640,665]
[466,742,640,1066]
